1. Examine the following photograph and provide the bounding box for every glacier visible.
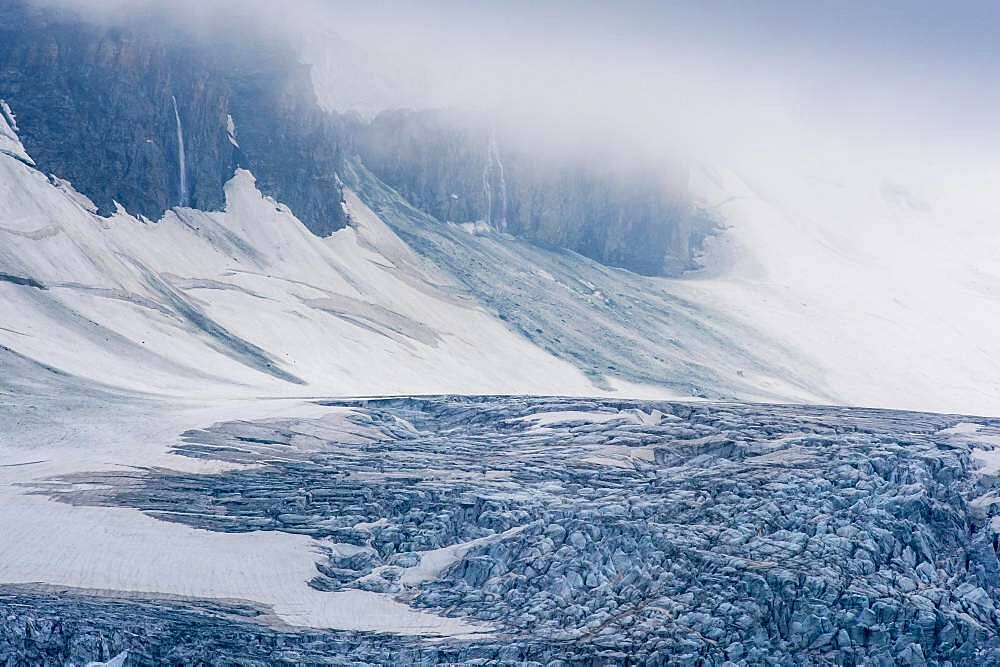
[5,394,1000,664]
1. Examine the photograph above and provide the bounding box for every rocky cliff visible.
[349,109,715,276]
[0,0,709,274]
[0,0,346,234]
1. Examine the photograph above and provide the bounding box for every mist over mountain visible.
[3,1,1000,664]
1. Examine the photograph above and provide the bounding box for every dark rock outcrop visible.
[0,0,346,235]
[349,109,716,276]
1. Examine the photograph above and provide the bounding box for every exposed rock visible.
[349,109,716,276]
[0,0,346,235]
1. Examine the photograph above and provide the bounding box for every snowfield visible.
[0,151,648,400]
[686,158,1000,416]
[0,392,488,636]
[6,110,997,415]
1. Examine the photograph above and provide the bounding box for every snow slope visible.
[3,100,999,413]
[0,142,651,400]
[0,124,827,635]
[0,113,820,406]
[685,157,1000,416]
[344,161,829,405]
[0,100,32,165]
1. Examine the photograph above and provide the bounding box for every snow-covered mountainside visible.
[0,124,629,399]
[0,107,821,404]
[5,394,1000,665]
[4,0,999,415]
[4,95,1000,412]
[7,112,1000,414]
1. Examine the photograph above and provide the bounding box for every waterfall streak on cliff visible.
[171,96,189,207]
[481,152,492,228]
[489,132,508,231]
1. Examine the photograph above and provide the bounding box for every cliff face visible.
[0,0,709,275]
[350,110,715,276]
[0,0,346,234]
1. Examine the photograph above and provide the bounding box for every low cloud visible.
[32,0,1000,228]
